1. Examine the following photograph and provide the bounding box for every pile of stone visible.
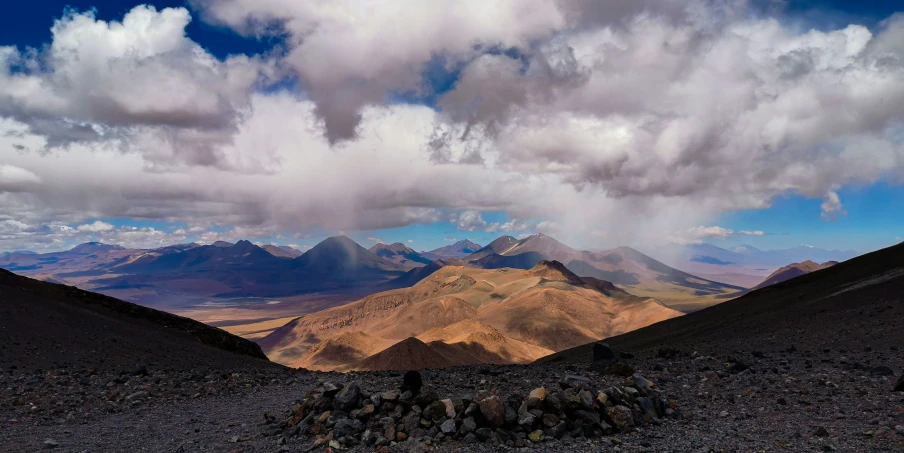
[267,372,679,449]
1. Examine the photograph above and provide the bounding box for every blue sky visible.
[0,1,902,255]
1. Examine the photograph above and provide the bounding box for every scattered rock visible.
[440,419,456,434]
[528,429,545,443]
[42,439,59,449]
[559,375,591,390]
[125,391,149,401]
[814,426,829,437]
[894,375,904,392]
[870,366,894,377]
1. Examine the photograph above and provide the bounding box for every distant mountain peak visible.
[422,239,484,260]
[69,242,125,254]
[211,241,234,248]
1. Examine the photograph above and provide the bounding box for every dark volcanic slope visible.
[539,241,904,363]
[0,269,275,372]
[721,260,839,298]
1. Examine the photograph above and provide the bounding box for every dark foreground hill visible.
[538,241,904,363]
[0,269,275,372]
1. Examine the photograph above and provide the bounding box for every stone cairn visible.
[266,371,679,449]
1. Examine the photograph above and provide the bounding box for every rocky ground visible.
[2,343,903,453]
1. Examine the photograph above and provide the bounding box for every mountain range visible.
[260,260,682,370]
[1,234,749,312]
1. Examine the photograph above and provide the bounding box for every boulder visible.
[517,404,536,426]
[322,382,342,397]
[402,371,423,394]
[606,405,634,431]
[478,396,506,428]
[528,429,545,443]
[895,375,904,392]
[578,390,594,409]
[631,374,653,396]
[559,375,591,390]
[527,387,546,408]
[440,419,457,434]
[546,421,567,439]
[333,382,361,411]
[871,366,894,377]
[440,399,456,419]
[425,401,447,421]
[459,417,477,434]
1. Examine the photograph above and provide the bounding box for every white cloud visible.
[820,190,847,222]
[456,210,487,232]
[75,220,115,233]
[456,210,528,233]
[367,237,384,243]
[668,225,767,245]
[407,239,414,243]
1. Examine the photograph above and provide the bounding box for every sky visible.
[0,0,902,254]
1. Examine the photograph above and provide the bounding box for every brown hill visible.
[290,331,394,371]
[260,261,682,369]
[538,242,904,364]
[352,337,466,371]
[0,269,273,372]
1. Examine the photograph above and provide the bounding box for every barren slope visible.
[260,261,682,369]
[0,269,274,372]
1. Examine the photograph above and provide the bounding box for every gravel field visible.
[3,345,902,453]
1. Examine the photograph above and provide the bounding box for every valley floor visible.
[2,346,902,453]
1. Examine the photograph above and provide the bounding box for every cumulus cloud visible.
[76,220,115,233]
[366,237,384,243]
[820,190,847,222]
[455,210,528,233]
[0,6,269,166]
[1,2,903,252]
[0,218,189,251]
